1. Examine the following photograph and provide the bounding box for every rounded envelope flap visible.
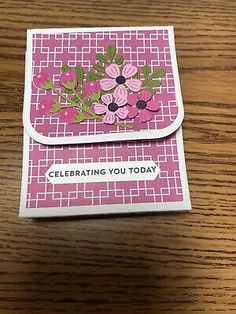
[23,26,184,145]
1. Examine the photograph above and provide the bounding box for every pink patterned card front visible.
[23,26,183,145]
[20,27,191,218]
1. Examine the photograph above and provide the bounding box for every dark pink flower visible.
[127,91,160,123]
[83,81,101,97]
[100,63,142,97]
[38,99,55,115]
[94,89,128,125]
[60,70,77,90]
[61,107,78,123]
[34,71,53,90]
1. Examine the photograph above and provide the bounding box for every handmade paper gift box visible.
[20,26,191,218]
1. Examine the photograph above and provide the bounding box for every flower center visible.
[108,102,119,112]
[136,100,147,109]
[115,75,126,84]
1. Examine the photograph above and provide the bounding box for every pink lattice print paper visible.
[20,27,191,218]
[23,26,184,144]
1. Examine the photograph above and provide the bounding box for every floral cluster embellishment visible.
[33,45,166,128]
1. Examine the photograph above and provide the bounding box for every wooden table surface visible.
[0,0,236,313]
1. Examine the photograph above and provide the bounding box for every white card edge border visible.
[22,25,184,145]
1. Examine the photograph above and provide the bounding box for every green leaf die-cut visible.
[149,80,161,88]
[114,55,124,65]
[74,112,85,123]
[75,66,84,84]
[93,63,105,73]
[61,64,71,72]
[84,99,95,107]
[143,80,151,87]
[143,65,151,78]
[152,69,166,78]
[87,71,104,81]
[107,45,116,61]
[143,80,161,88]
[96,53,109,64]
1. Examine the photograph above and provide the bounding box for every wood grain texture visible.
[0,0,236,313]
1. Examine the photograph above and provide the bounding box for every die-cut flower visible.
[37,99,54,115]
[94,90,128,125]
[127,91,160,123]
[100,63,142,97]
[34,71,53,90]
[61,107,78,123]
[60,70,77,90]
[37,99,61,115]
[83,81,101,100]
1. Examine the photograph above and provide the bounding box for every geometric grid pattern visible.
[26,131,183,209]
[30,29,178,138]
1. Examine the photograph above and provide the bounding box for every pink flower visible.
[83,81,101,100]
[34,71,53,90]
[127,91,160,123]
[61,107,78,123]
[37,99,61,115]
[60,70,77,90]
[83,81,101,97]
[100,63,142,97]
[37,99,54,115]
[94,89,128,125]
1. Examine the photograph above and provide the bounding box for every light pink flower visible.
[60,70,77,90]
[61,107,78,123]
[94,89,128,125]
[100,63,142,97]
[34,71,53,90]
[127,91,160,123]
[37,99,54,115]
